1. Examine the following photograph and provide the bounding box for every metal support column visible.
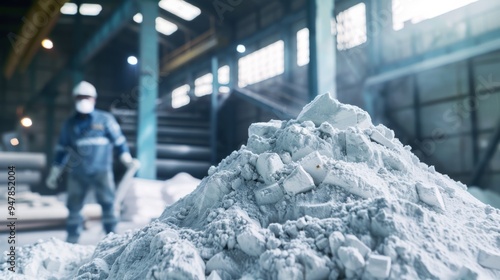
[414,75,422,142]
[211,56,219,164]
[307,0,336,100]
[71,0,83,87]
[282,28,292,83]
[45,92,55,164]
[137,0,159,179]
[467,59,479,164]
[470,117,500,187]
[229,54,238,90]
[363,0,392,123]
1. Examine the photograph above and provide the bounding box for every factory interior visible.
[1,0,500,279]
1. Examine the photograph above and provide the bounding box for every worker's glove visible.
[120,152,140,169]
[46,166,62,190]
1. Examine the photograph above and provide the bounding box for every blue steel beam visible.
[232,87,297,119]
[282,27,292,82]
[307,0,335,100]
[136,0,159,179]
[366,29,500,86]
[26,0,138,109]
[161,9,305,89]
[73,0,137,65]
[211,56,219,164]
[470,117,500,187]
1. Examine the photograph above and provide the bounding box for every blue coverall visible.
[54,109,129,239]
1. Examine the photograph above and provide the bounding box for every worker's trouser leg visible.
[93,171,117,234]
[66,171,117,243]
[66,173,89,243]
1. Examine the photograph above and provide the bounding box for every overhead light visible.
[127,56,138,65]
[10,138,19,146]
[134,14,178,36]
[133,13,143,23]
[20,117,32,127]
[41,39,53,49]
[61,3,78,15]
[79,3,102,16]
[156,17,178,36]
[237,44,246,53]
[159,0,201,21]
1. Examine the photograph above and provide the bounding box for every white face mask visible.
[75,99,95,114]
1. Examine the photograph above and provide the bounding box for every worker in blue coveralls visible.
[45,81,138,243]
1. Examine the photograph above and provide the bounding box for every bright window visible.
[194,66,231,97]
[296,28,309,66]
[159,0,201,21]
[238,40,284,87]
[172,84,190,108]
[194,73,212,97]
[392,0,478,31]
[218,65,230,85]
[336,3,367,50]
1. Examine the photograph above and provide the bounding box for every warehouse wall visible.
[126,0,500,190]
[378,1,500,191]
[385,56,500,192]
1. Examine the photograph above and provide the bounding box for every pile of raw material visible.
[3,93,500,280]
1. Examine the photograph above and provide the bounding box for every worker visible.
[45,81,138,243]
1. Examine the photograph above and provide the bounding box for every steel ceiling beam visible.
[73,0,137,65]
[26,0,138,108]
[4,0,69,78]
[365,29,500,87]
[184,0,219,19]
[160,30,220,75]
[159,9,197,36]
[127,24,175,49]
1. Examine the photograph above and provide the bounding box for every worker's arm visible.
[54,121,71,167]
[106,114,136,167]
[46,121,71,189]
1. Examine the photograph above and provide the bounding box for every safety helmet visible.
[72,81,97,98]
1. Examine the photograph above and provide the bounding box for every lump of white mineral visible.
[297,92,372,130]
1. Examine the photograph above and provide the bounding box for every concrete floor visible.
[0,219,150,253]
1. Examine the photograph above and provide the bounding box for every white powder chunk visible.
[254,183,284,205]
[300,152,328,185]
[237,227,266,257]
[369,129,395,149]
[283,166,316,195]
[276,266,303,280]
[248,121,282,138]
[478,249,500,270]
[323,169,386,199]
[297,92,371,130]
[329,231,345,254]
[366,254,391,279]
[337,246,365,271]
[416,182,446,211]
[206,252,241,278]
[256,152,284,184]
[345,234,371,257]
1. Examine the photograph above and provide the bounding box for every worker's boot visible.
[66,235,80,244]
[104,222,116,234]
[66,224,81,244]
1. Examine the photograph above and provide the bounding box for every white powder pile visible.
[2,93,500,279]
